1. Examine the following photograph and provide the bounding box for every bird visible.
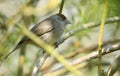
[4,13,70,59]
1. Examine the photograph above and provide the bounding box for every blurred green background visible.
[0,0,120,76]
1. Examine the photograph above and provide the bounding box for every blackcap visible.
[5,13,70,59]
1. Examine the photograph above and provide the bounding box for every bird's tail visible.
[4,45,19,59]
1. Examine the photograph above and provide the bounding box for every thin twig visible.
[59,0,65,14]
[65,39,120,59]
[32,53,49,76]
[98,0,108,75]
[17,46,26,76]
[107,54,120,76]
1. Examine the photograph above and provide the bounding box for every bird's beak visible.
[68,20,71,24]
[66,19,71,24]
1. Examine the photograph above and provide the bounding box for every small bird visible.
[4,13,70,59]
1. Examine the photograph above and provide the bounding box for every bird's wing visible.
[18,18,54,45]
[31,19,54,36]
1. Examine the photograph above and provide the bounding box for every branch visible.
[56,16,120,46]
[72,44,120,65]
[65,39,120,59]
[98,0,108,75]
[32,53,49,76]
[44,43,120,76]
[41,39,120,72]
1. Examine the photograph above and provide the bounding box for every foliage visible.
[0,0,120,76]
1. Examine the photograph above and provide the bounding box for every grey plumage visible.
[4,13,70,59]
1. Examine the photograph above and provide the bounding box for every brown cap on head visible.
[57,13,67,20]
